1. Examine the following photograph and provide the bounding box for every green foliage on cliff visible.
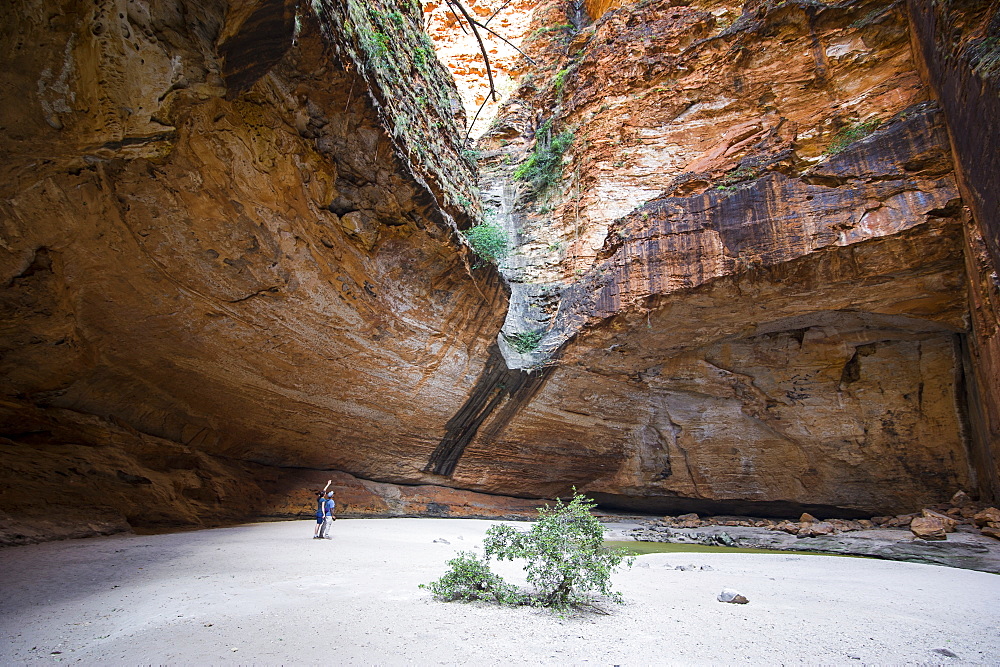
[504,330,544,353]
[718,164,760,188]
[360,29,391,61]
[533,23,574,36]
[386,9,406,28]
[412,42,435,71]
[824,117,882,155]
[552,67,570,96]
[463,221,508,265]
[514,120,574,194]
[422,492,634,610]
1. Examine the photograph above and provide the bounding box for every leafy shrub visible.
[719,165,759,186]
[824,118,882,155]
[514,121,574,193]
[413,44,434,70]
[532,23,574,37]
[504,330,544,353]
[463,222,508,265]
[386,10,406,28]
[420,552,524,605]
[423,492,634,610]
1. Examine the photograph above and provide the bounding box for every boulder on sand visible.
[718,588,749,604]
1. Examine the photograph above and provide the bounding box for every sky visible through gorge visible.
[423,0,536,137]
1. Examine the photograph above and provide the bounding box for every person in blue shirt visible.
[319,491,336,539]
[313,480,331,539]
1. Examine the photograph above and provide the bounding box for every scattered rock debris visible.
[629,493,1000,543]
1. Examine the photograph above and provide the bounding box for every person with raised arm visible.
[312,479,331,539]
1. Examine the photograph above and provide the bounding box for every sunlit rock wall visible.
[465,0,982,514]
[0,0,995,543]
[423,0,539,137]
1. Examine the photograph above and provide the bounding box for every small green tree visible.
[463,221,508,265]
[422,492,634,610]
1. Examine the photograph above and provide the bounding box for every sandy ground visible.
[1,518,998,665]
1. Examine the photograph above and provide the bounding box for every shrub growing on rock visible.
[514,120,574,194]
[422,492,634,610]
[463,221,508,265]
[824,117,882,155]
[504,330,545,353]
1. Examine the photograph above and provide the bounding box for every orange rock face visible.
[0,0,997,542]
[910,516,948,540]
[467,0,985,514]
[0,0,507,539]
[0,403,300,545]
[907,0,1000,504]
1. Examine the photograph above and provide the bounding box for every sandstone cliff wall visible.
[467,0,983,513]
[0,0,509,540]
[0,0,996,542]
[907,0,1000,501]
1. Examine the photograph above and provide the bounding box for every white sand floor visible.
[1,518,998,665]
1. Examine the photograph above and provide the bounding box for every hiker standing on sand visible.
[313,479,331,539]
[319,491,336,539]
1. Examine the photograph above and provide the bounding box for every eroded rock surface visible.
[461,0,981,514]
[1,0,507,539]
[0,0,997,541]
[906,0,1000,501]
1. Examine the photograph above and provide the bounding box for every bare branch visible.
[466,96,491,142]
[436,0,528,141]
[484,0,516,26]
[467,17,535,65]
[443,0,498,104]
[445,4,471,34]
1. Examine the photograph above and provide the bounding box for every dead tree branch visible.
[439,0,536,142]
